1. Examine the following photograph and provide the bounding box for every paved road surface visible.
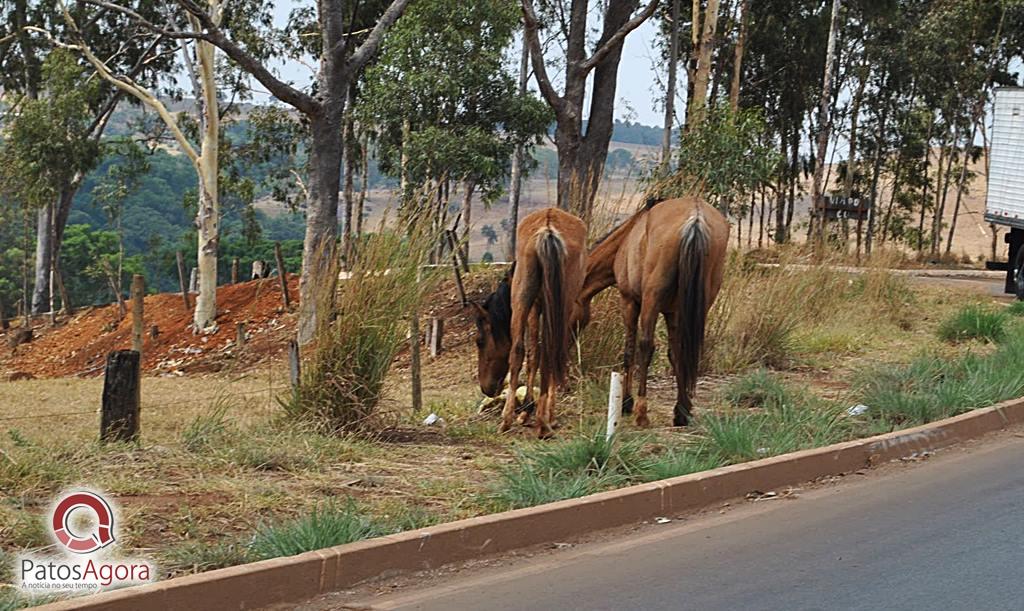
[310,434,1024,611]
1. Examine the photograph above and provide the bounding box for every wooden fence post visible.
[189,268,198,294]
[231,258,239,284]
[410,270,423,412]
[101,350,140,443]
[236,322,246,349]
[176,251,191,311]
[275,242,291,309]
[131,275,144,356]
[427,317,444,358]
[288,340,301,402]
[0,296,7,331]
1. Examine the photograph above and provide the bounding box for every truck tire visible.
[1015,247,1024,300]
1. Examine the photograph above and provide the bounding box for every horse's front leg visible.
[501,305,530,433]
[517,307,540,426]
[633,298,659,428]
[620,293,639,415]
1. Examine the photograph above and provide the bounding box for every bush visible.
[937,304,1006,344]
[287,220,437,432]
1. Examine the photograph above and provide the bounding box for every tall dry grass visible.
[287,217,439,432]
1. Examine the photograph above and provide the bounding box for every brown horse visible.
[473,208,586,437]
[579,196,728,427]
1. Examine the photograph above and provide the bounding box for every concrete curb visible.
[39,397,1024,611]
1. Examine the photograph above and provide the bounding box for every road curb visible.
[39,397,1024,611]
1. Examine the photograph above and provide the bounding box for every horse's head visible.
[472,271,513,397]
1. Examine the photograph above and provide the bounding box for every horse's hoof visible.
[516,411,531,426]
[672,416,689,427]
[537,425,555,440]
[673,404,691,427]
[622,394,634,415]
[635,414,651,428]
[498,419,514,433]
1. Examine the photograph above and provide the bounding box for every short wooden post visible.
[288,340,301,402]
[274,242,291,309]
[428,317,444,358]
[606,371,623,441]
[189,267,198,294]
[236,322,246,349]
[176,251,191,311]
[131,274,144,356]
[0,296,8,331]
[149,325,159,340]
[410,270,423,412]
[231,258,239,284]
[101,350,140,443]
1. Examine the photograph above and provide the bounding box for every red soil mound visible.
[0,276,299,379]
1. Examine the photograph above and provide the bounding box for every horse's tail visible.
[536,227,570,386]
[673,206,711,402]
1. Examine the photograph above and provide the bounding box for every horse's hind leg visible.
[534,360,555,439]
[501,269,538,433]
[620,294,639,415]
[633,298,660,428]
[664,315,692,426]
[517,307,540,425]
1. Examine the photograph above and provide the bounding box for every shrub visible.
[288,219,438,432]
[937,304,1006,344]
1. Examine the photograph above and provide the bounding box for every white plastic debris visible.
[756,447,770,456]
[422,413,445,427]
[847,404,870,416]
[655,517,672,524]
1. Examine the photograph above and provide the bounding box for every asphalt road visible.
[313,434,1024,611]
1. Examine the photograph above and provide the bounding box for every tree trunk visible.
[688,0,721,128]
[917,117,935,254]
[341,86,357,265]
[356,129,369,241]
[729,0,750,112]
[508,38,529,259]
[193,35,220,331]
[461,180,475,263]
[946,118,981,255]
[846,66,866,254]
[662,0,681,169]
[811,0,842,247]
[31,202,53,315]
[774,128,788,244]
[864,102,890,257]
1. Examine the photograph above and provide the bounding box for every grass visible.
[1005,300,1024,317]
[0,257,1012,592]
[858,325,1024,427]
[937,304,1006,343]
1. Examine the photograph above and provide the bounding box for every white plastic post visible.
[606,371,623,441]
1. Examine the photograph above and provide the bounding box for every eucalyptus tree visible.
[0,0,172,315]
[361,0,550,259]
[521,0,659,219]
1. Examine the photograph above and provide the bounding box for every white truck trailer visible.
[985,87,1024,297]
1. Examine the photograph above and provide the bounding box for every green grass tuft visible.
[722,370,791,409]
[1005,301,1024,317]
[937,304,1006,343]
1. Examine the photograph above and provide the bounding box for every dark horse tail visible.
[674,206,710,412]
[537,227,570,386]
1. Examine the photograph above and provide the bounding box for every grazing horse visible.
[473,208,586,437]
[579,196,728,427]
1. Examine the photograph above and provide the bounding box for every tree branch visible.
[581,0,660,73]
[173,0,319,115]
[521,0,565,113]
[345,0,413,77]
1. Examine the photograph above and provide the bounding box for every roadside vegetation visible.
[1,258,1020,603]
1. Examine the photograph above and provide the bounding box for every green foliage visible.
[937,305,1006,344]
[1006,301,1024,317]
[0,50,101,209]
[362,0,551,203]
[668,104,779,211]
[722,370,791,410]
[60,224,144,306]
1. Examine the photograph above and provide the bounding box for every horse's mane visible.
[589,196,663,253]
[482,264,514,340]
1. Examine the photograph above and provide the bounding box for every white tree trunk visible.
[193,28,220,331]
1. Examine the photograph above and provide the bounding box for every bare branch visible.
[174,0,319,115]
[581,0,660,73]
[346,0,413,76]
[521,0,564,113]
[80,0,201,40]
